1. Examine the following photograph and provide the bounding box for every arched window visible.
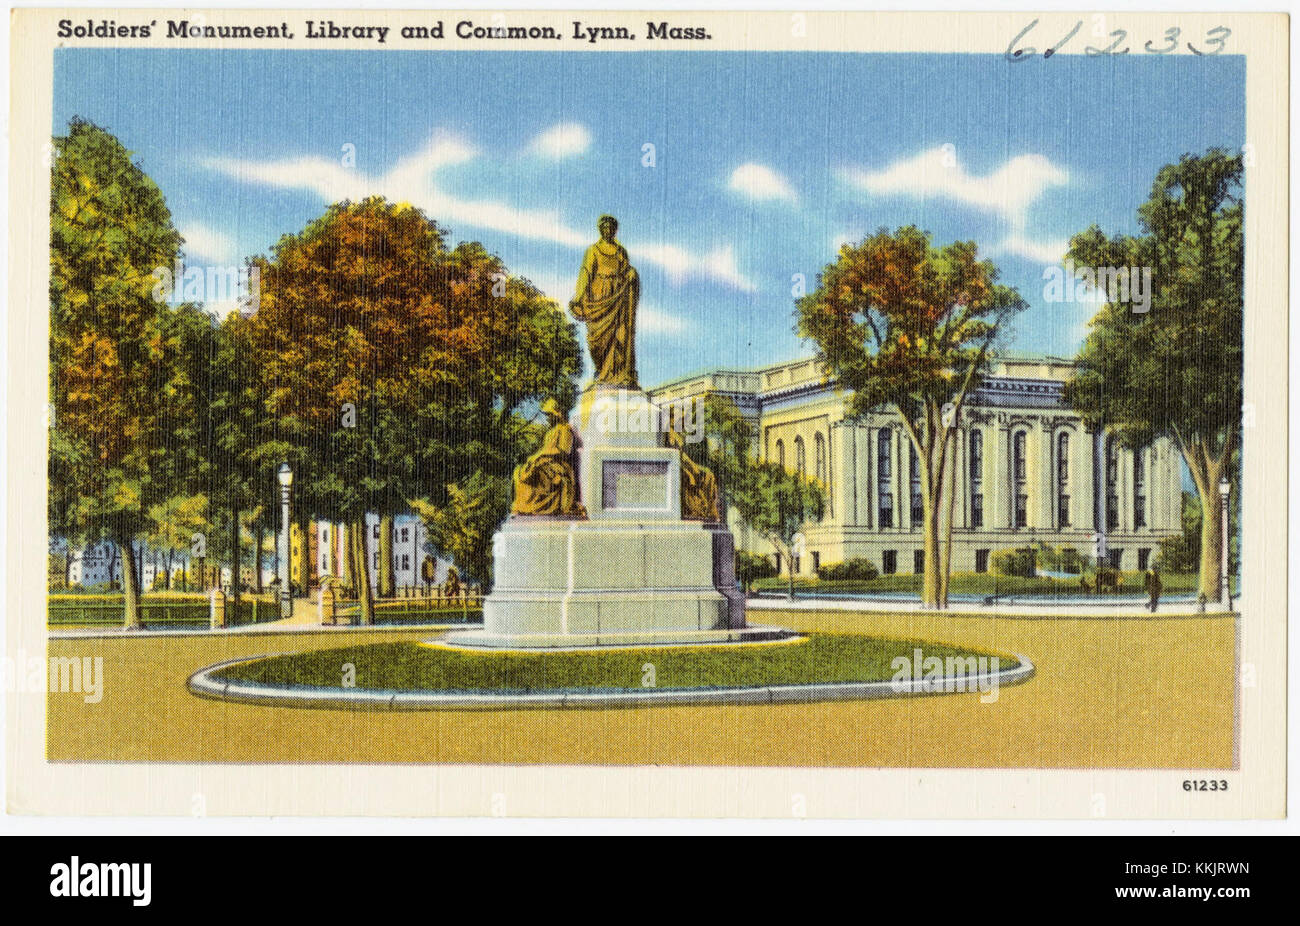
[814,433,827,485]
[1105,435,1120,531]
[774,439,785,469]
[1013,430,1028,528]
[877,429,893,528]
[794,437,807,477]
[969,429,984,528]
[1133,447,1147,528]
[1056,431,1071,528]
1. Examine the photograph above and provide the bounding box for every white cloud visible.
[205,132,754,292]
[728,162,798,203]
[180,223,236,264]
[527,122,592,159]
[837,148,1068,226]
[831,229,864,252]
[638,304,689,335]
[992,233,1070,264]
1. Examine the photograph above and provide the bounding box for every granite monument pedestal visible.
[443,387,784,650]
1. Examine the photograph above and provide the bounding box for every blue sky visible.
[54,49,1244,386]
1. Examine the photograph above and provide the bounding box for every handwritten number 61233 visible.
[1006,19,1231,61]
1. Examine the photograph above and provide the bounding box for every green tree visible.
[49,118,197,627]
[145,493,210,591]
[248,198,579,621]
[797,226,1026,608]
[410,472,511,588]
[1157,491,1203,575]
[749,462,826,599]
[734,550,777,593]
[1066,150,1242,600]
[677,394,760,521]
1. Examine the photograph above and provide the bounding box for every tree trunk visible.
[118,534,143,629]
[229,502,241,606]
[297,508,312,596]
[1177,428,1233,602]
[378,512,395,598]
[940,440,958,609]
[349,517,375,625]
[922,497,942,608]
[1198,495,1224,601]
[254,523,265,594]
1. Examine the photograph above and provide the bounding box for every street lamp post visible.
[278,462,294,619]
[1218,476,1231,611]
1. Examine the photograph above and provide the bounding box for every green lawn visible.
[213,634,1018,694]
[753,570,1221,597]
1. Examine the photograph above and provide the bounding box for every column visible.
[952,426,967,530]
[1039,422,1055,531]
[830,423,847,526]
[842,423,858,527]
[891,425,903,533]
[998,423,1008,528]
[1093,430,1107,537]
[866,426,878,530]
[1164,440,1181,530]
[1075,426,1094,532]
[826,424,836,522]
[1118,446,1133,533]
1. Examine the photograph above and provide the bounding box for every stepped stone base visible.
[477,516,745,640]
[466,385,780,650]
[440,624,794,651]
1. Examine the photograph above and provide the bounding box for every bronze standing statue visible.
[511,398,587,518]
[570,215,640,389]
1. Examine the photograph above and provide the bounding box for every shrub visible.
[1035,543,1089,575]
[736,551,777,590]
[816,557,879,582]
[990,547,1037,578]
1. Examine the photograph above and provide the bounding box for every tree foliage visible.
[796,226,1025,606]
[1066,149,1242,599]
[49,118,198,625]
[247,197,580,616]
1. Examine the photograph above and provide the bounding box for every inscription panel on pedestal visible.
[602,460,670,511]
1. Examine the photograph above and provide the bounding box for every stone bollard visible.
[318,581,336,626]
[209,588,227,629]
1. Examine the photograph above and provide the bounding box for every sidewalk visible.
[747,594,1233,618]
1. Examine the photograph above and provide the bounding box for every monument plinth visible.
[445,386,768,649]
[443,216,784,650]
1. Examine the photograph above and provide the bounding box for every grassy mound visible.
[213,634,1018,694]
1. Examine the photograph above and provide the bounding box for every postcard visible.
[7,8,1288,819]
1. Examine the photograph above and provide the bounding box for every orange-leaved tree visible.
[797,226,1026,608]
[248,198,579,620]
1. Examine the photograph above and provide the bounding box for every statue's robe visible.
[665,428,721,522]
[571,240,639,388]
[511,421,586,517]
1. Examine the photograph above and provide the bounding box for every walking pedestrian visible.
[1144,565,1162,613]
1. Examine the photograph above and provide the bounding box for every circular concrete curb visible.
[187,652,1035,711]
